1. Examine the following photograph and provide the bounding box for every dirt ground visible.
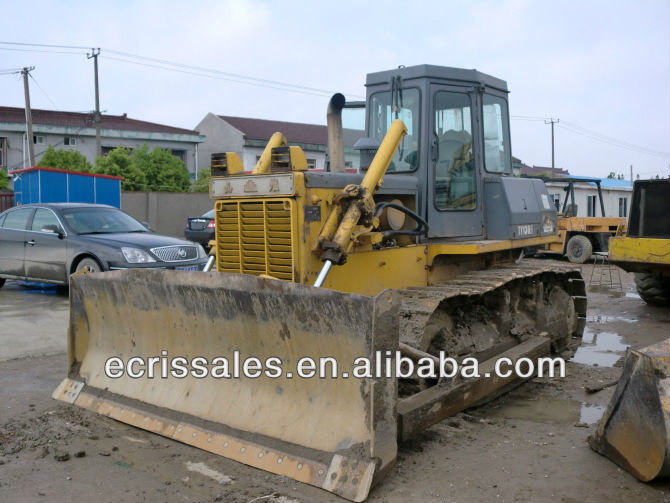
[1,261,669,503]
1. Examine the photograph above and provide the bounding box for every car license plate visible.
[175,265,199,271]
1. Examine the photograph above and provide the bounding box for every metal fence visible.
[0,193,14,212]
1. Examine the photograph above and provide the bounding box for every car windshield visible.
[61,207,148,234]
[203,209,214,218]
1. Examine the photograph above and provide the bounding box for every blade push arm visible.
[314,119,407,287]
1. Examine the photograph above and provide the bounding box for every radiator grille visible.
[215,199,294,281]
[150,245,198,262]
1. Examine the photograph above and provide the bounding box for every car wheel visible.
[0,278,5,289]
[74,257,102,274]
[566,235,592,264]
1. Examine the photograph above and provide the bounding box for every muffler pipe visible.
[327,93,346,173]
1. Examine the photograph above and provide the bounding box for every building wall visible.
[0,126,201,177]
[241,145,327,171]
[122,191,214,238]
[195,114,362,174]
[195,114,245,175]
[545,182,632,218]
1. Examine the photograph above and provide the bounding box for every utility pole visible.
[544,118,559,174]
[22,67,36,167]
[630,165,633,184]
[87,48,102,158]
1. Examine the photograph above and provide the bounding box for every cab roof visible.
[366,64,509,93]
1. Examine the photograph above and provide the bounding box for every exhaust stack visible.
[327,93,346,173]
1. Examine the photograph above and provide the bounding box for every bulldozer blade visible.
[53,270,399,502]
[589,338,670,481]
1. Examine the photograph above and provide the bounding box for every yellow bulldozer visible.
[53,65,586,501]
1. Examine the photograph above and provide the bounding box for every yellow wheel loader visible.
[532,177,626,263]
[590,179,670,482]
[54,65,586,501]
[607,179,670,305]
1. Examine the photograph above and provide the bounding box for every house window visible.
[0,138,6,168]
[64,137,77,146]
[171,149,186,162]
[306,158,316,170]
[618,197,628,218]
[587,195,597,217]
[33,135,45,144]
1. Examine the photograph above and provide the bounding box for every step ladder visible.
[589,251,623,290]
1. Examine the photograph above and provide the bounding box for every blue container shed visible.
[9,166,123,208]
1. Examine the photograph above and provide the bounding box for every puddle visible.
[570,329,628,367]
[588,285,625,298]
[586,315,637,324]
[487,396,605,425]
[580,403,605,424]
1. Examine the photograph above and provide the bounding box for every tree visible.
[93,144,191,192]
[38,145,92,172]
[132,145,191,192]
[0,170,8,191]
[607,172,616,179]
[191,169,210,192]
[94,147,146,191]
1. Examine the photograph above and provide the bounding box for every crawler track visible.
[397,259,586,394]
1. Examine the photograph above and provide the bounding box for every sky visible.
[1,0,668,179]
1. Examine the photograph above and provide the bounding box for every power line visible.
[560,120,670,157]
[558,123,670,158]
[0,46,86,55]
[0,40,91,50]
[513,113,670,159]
[0,41,364,99]
[104,49,361,98]
[0,67,25,75]
[102,55,342,98]
[28,73,58,108]
[511,115,548,121]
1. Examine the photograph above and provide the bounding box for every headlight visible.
[196,244,207,258]
[122,247,156,263]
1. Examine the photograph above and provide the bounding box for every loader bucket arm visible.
[54,270,398,502]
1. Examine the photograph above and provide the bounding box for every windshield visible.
[369,88,420,172]
[62,207,148,234]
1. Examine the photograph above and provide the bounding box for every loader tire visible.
[0,278,5,289]
[634,272,670,307]
[566,235,592,263]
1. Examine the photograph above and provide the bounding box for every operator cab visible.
[353,64,551,242]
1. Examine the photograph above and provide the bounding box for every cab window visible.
[434,91,476,210]
[369,88,420,172]
[31,208,61,232]
[1,208,33,230]
[482,94,511,173]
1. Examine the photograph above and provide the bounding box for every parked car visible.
[0,203,208,288]
[184,209,215,248]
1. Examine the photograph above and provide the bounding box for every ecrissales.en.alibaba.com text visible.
[103,350,566,380]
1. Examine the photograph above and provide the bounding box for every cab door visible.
[427,85,483,239]
[24,208,68,282]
